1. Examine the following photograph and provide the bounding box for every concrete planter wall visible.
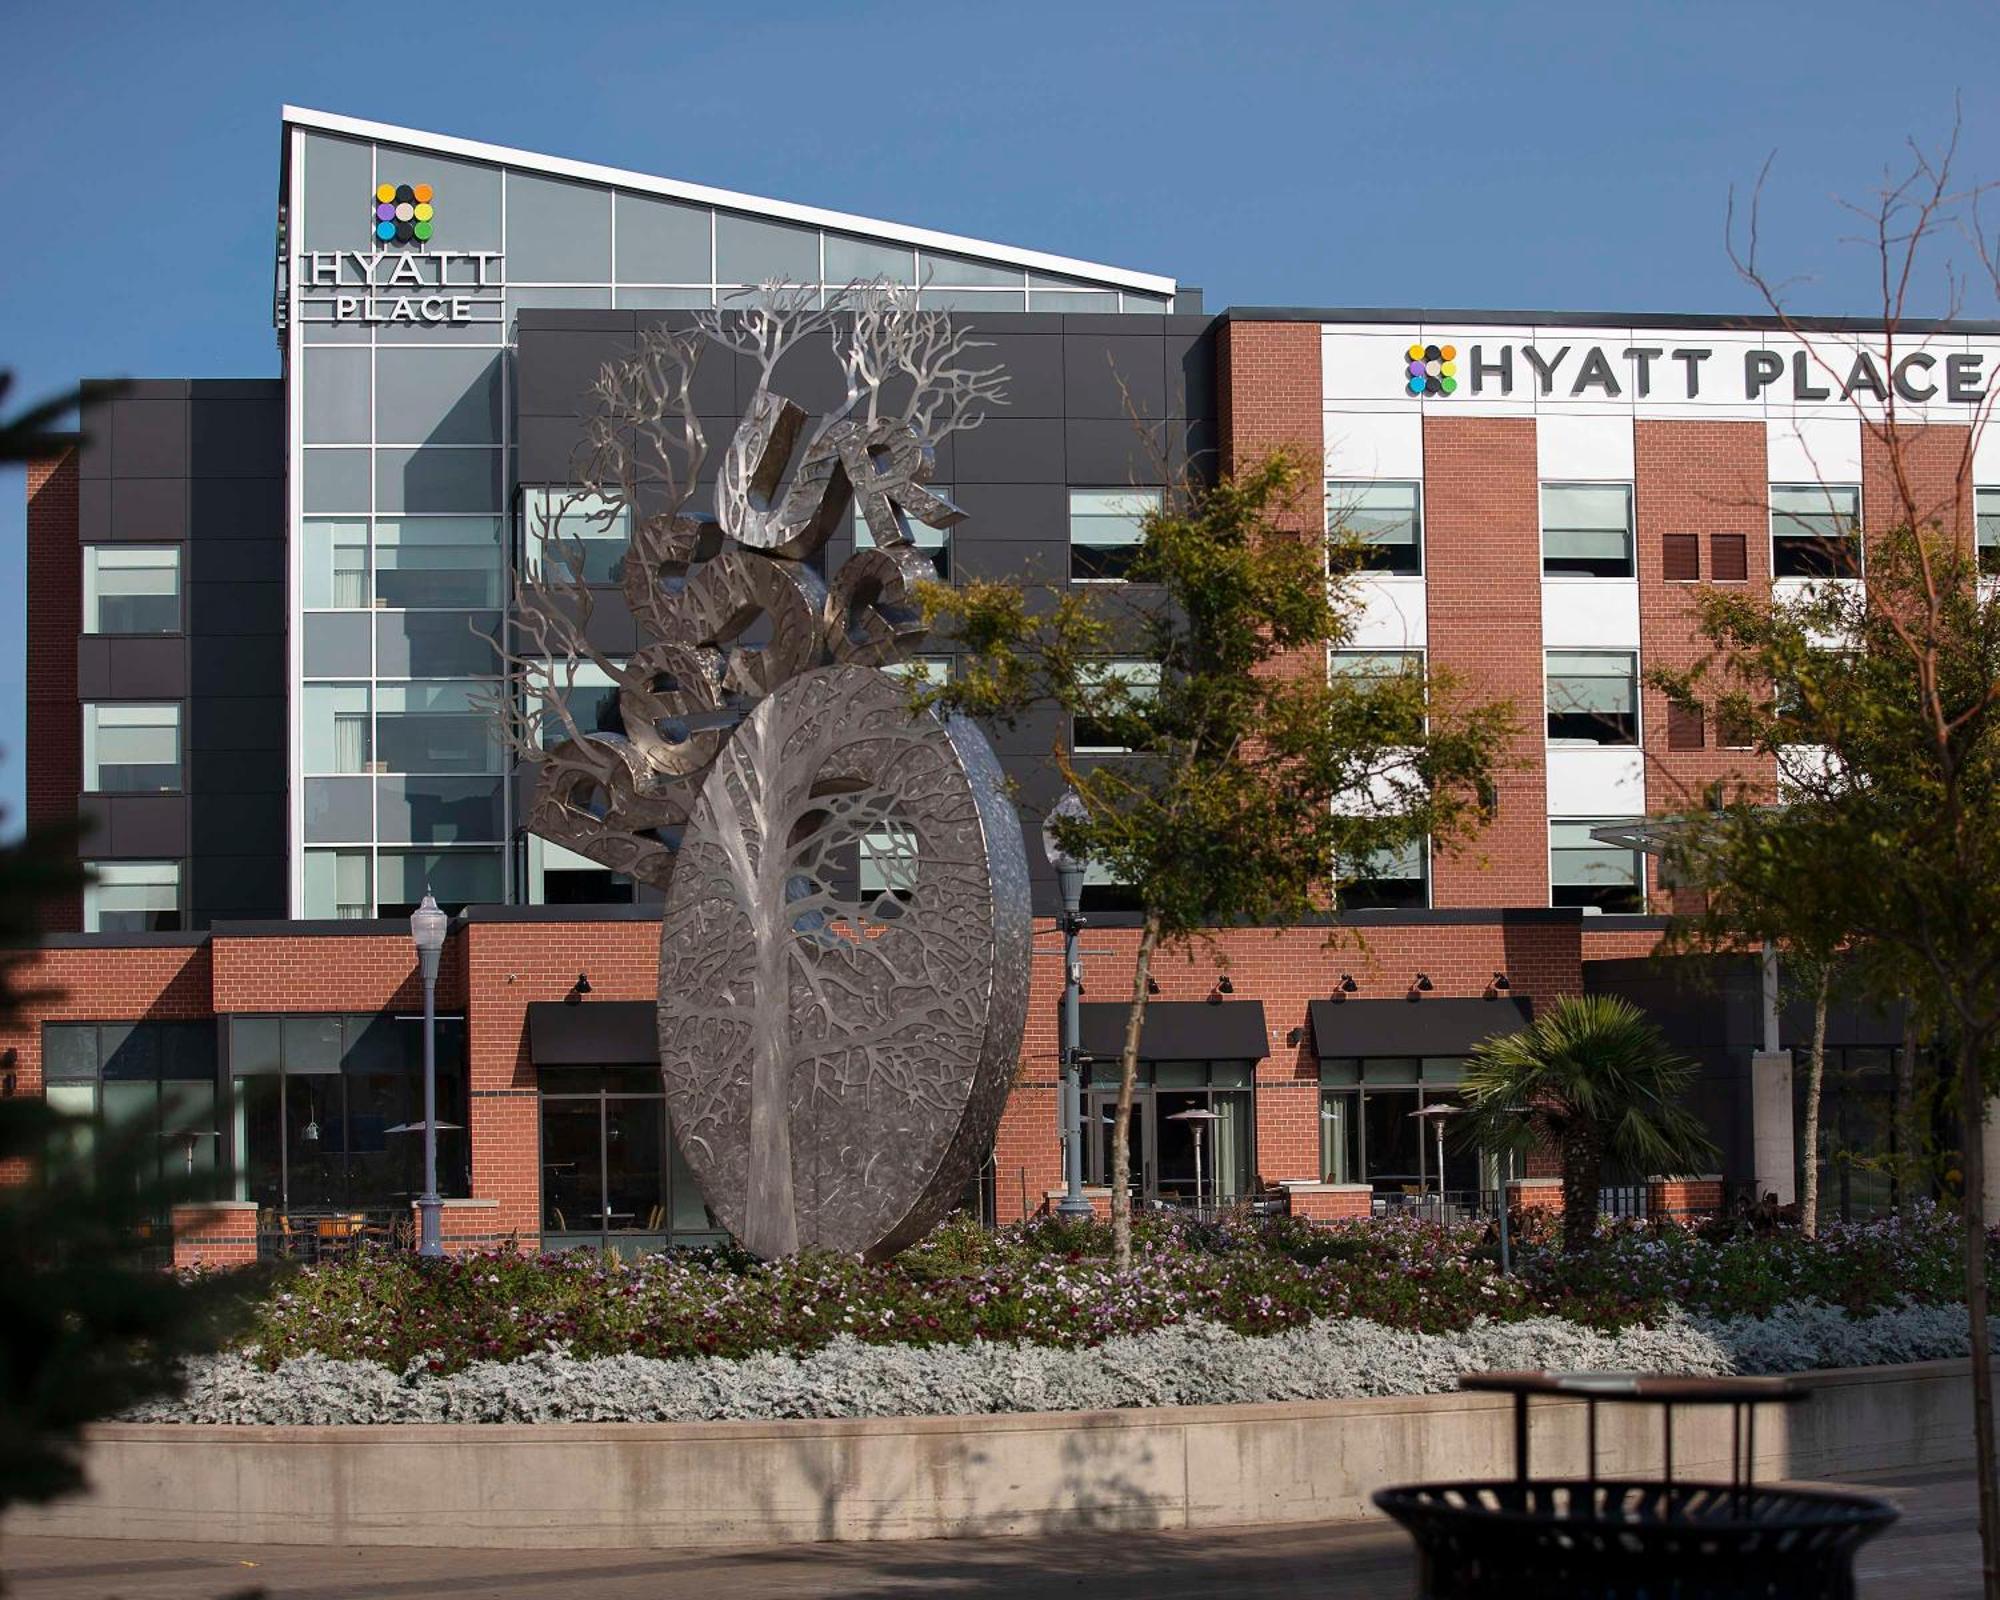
[5,1360,1971,1550]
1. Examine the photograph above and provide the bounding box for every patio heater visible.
[409,891,449,1258]
[1042,791,1094,1217]
[1167,1105,1221,1214]
[1410,1101,1463,1216]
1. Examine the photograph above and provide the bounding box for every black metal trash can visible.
[1375,1477,1898,1600]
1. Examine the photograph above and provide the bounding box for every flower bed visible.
[236,1205,1974,1377]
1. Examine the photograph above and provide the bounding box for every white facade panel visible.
[1345,576,1428,649]
[1322,331,1427,405]
[1541,579,1640,650]
[1536,412,1634,480]
[1546,746,1647,817]
[1324,407,1424,479]
[1765,415,1862,484]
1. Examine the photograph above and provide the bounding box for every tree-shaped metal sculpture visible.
[490,284,1027,1259]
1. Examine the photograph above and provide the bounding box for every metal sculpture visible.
[494,284,1024,1259]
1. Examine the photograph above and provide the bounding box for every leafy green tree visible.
[1457,995,1719,1255]
[922,449,1515,1268]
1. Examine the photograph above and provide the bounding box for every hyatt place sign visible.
[1404,340,1989,405]
[294,250,505,326]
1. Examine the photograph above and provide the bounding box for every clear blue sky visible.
[3,0,1997,830]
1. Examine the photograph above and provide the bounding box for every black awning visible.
[1308,996,1533,1058]
[526,1000,658,1066]
[1079,1000,1269,1062]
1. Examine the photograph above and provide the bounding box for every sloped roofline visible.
[282,106,1176,297]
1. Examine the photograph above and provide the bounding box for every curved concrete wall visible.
[5,1361,1972,1549]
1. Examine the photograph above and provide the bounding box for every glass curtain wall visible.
[226,1013,468,1214]
[538,1067,718,1253]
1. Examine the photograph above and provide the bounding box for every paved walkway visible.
[1,1467,1978,1599]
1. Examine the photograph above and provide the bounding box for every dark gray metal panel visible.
[953,418,1065,484]
[188,477,281,539]
[108,638,189,699]
[109,399,187,479]
[954,538,1064,584]
[190,750,282,795]
[110,479,188,541]
[1063,335,1166,421]
[515,414,586,485]
[190,636,283,696]
[190,537,281,584]
[515,328,638,418]
[1308,996,1534,1057]
[1064,419,1168,485]
[78,477,111,539]
[100,795,189,858]
[1079,1000,1269,1060]
[189,397,284,479]
[190,793,283,855]
[189,581,283,636]
[978,334,1064,420]
[75,639,113,700]
[527,999,657,1065]
[1166,329,1216,421]
[187,697,285,752]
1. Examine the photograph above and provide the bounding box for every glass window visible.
[1331,649,1423,683]
[1070,488,1161,581]
[614,192,712,283]
[376,682,498,773]
[539,662,624,747]
[1320,1089,1359,1182]
[1546,650,1639,745]
[859,823,921,899]
[301,449,371,513]
[373,349,502,446]
[922,253,1022,289]
[375,776,505,845]
[1551,819,1644,913]
[539,1076,716,1249]
[304,777,371,843]
[377,849,503,917]
[85,546,180,634]
[505,172,612,283]
[375,449,504,517]
[376,610,500,679]
[1079,858,1141,914]
[299,133,373,253]
[524,489,631,584]
[883,656,950,688]
[375,517,504,608]
[1328,481,1422,575]
[41,1021,220,1201]
[84,861,181,933]
[915,290,1025,313]
[1338,840,1428,910]
[302,849,372,920]
[856,489,950,580]
[715,213,818,284]
[1978,488,2000,577]
[1074,658,1159,752]
[1771,484,1862,578]
[303,683,371,773]
[824,234,914,285]
[302,520,369,609]
[1542,483,1635,577]
[1033,290,1120,313]
[527,834,634,907]
[84,703,180,793]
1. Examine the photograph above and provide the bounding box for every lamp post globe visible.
[1043,790,1094,1218]
[409,892,448,1257]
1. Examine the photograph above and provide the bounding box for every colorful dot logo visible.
[372,182,435,246]
[1405,342,1456,397]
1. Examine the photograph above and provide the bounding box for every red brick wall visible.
[1422,415,1547,908]
[1635,420,1776,917]
[210,932,468,1014]
[25,450,82,931]
[988,915,1583,1218]
[1862,421,1973,558]
[1218,320,1321,482]
[0,942,213,1096]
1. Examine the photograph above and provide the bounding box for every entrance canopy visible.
[527,1000,657,1066]
[1079,1000,1268,1062]
[1308,997,1532,1058]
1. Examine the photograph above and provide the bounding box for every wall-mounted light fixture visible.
[1217,975,1234,995]
[1408,973,1433,999]
[1485,971,1511,999]
[1286,1026,1303,1046]
[1147,976,1160,995]
[564,972,593,1005]
[1331,974,1358,1002]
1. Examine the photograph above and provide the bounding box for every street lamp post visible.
[409,891,449,1258]
[1042,792,1094,1218]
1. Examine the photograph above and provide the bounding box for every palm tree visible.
[1458,994,1719,1254]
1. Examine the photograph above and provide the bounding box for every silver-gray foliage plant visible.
[129,1300,1988,1426]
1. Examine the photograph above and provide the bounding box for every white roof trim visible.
[282,106,1177,298]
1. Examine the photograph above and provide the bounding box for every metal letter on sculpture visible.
[522,317,1023,1259]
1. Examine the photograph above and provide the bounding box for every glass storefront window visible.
[539,1068,717,1251]
[1084,1061,1255,1206]
[1320,1058,1479,1196]
[40,1021,220,1202]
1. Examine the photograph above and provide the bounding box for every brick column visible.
[1422,416,1546,908]
[1862,421,1972,561]
[171,1201,259,1268]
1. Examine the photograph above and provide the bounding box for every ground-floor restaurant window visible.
[226,1013,468,1216]
[538,1068,718,1251]
[40,1021,222,1204]
[1084,1060,1253,1206]
[1320,1056,1482,1200]
[1796,1045,1900,1223]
